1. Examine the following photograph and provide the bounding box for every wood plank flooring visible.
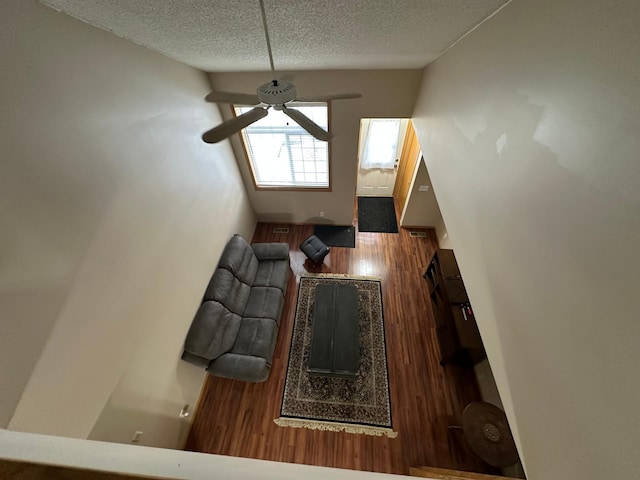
[184,200,498,476]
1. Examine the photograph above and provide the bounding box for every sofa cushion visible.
[243,286,284,323]
[251,242,289,261]
[253,259,289,293]
[217,234,259,286]
[231,317,278,360]
[203,268,251,315]
[183,301,241,361]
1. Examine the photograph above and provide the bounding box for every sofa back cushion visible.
[183,301,241,361]
[203,268,251,315]
[217,234,259,286]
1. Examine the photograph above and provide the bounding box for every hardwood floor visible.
[185,201,498,476]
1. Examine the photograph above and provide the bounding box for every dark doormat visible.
[357,197,399,233]
[313,225,356,248]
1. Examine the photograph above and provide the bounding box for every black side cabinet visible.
[424,249,486,366]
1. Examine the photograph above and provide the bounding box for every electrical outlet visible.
[320,211,325,217]
[131,431,143,443]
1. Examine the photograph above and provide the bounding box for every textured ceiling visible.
[41,0,509,72]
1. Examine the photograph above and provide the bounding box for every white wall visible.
[400,158,447,236]
[209,70,423,225]
[1,0,256,448]
[412,0,640,478]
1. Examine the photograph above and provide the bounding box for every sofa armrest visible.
[252,242,290,261]
[181,351,211,369]
[207,353,271,383]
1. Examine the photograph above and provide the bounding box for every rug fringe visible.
[274,417,398,438]
[302,273,382,281]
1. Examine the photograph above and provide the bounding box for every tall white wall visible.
[412,0,640,478]
[1,0,256,448]
[400,158,447,236]
[209,70,423,225]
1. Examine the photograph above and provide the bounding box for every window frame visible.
[232,102,332,192]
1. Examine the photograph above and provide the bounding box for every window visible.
[234,103,330,189]
[360,119,401,169]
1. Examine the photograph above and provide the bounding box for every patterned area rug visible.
[274,274,396,438]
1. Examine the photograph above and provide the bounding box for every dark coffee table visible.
[308,283,359,378]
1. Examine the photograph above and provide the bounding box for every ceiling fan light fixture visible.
[257,80,297,105]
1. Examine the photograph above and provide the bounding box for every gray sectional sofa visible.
[181,234,290,382]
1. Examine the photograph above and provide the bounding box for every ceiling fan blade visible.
[282,106,333,142]
[295,93,362,102]
[202,107,268,144]
[205,91,260,105]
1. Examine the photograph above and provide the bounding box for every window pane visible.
[235,104,329,188]
[361,119,401,169]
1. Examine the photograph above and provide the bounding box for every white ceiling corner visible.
[39,0,509,72]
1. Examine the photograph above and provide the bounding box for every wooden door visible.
[393,120,421,212]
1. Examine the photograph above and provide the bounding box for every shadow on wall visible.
[255,212,295,224]
[304,215,345,225]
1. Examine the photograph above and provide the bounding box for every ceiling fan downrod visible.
[259,0,276,79]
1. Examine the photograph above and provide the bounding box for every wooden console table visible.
[424,249,486,366]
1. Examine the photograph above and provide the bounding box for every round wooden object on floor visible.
[461,402,519,467]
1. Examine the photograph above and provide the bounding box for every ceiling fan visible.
[201,0,361,144]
